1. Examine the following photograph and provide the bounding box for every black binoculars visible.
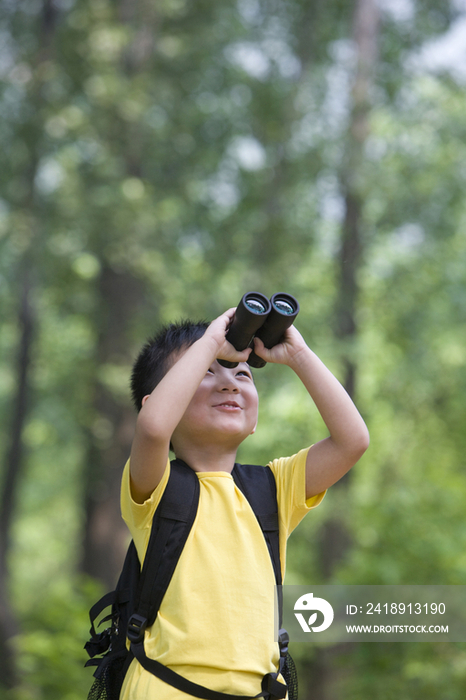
[218,291,300,369]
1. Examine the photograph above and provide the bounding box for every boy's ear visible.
[251,424,257,435]
[141,395,151,406]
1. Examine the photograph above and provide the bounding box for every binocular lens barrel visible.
[247,293,300,368]
[218,292,271,368]
[218,291,299,369]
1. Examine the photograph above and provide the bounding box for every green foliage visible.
[7,579,102,700]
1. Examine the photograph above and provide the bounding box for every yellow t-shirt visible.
[120,447,325,700]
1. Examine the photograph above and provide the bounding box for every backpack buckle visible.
[278,628,289,657]
[84,628,112,658]
[127,614,148,644]
[261,672,288,700]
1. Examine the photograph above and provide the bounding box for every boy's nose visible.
[217,371,240,392]
[220,383,239,393]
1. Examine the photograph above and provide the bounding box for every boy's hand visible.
[252,324,307,367]
[204,308,252,365]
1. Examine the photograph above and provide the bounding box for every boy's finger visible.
[227,344,252,359]
[224,309,236,328]
[218,344,251,363]
[252,336,269,358]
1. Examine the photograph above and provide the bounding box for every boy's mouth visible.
[214,401,242,409]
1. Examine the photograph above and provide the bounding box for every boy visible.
[120,307,369,700]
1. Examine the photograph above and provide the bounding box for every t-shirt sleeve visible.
[268,447,326,538]
[120,457,171,561]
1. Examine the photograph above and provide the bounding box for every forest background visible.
[1,0,466,698]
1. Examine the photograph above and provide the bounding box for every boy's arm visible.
[253,328,370,499]
[129,309,250,504]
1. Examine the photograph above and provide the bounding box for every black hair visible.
[130,319,209,411]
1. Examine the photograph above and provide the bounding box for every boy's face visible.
[171,360,259,455]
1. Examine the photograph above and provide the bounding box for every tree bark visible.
[80,0,158,587]
[0,1,58,687]
[80,266,144,587]
[0,273,35,688]
[335,0,380,398]
[328,0,379,565]
[311,1,379,699]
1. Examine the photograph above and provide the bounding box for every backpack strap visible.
[85,540,139,671]
[131,645,283,700]
[127,459,200,644]
[231,464,281,585]
[232,465,289,685]
[231,465,283,627]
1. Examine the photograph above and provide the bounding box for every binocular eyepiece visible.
[218,291,300,369]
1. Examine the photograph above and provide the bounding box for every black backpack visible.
[85,458,298,700]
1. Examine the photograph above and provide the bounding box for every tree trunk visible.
[80,266,144,587]
[0,1,58,686]
[310,1,379,699]
[80,0,158,587]
[335,0,380,396]
[0,272,35,688]
[329,0,379,571]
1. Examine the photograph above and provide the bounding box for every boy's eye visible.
[237,370,252,379]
